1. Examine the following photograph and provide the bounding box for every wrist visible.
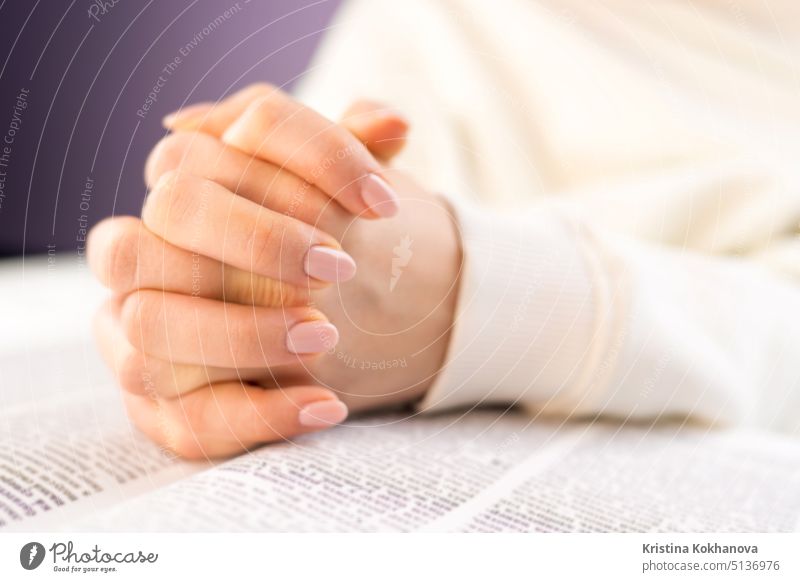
[313,178,462,412]
[394,191,463,403]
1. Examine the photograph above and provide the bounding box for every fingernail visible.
[162,102,214,128]
[304,246,357,283]
[286,320,339,354]
[360,174,399,218]
[298,400,349,428]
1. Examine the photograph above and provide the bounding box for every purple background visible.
[0,0,341,256]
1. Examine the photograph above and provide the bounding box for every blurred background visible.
[0,0,341,257]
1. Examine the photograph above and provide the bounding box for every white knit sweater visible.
[297,0,800,432]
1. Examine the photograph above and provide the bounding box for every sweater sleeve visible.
[419,198,800,434]
[296,0,800,434]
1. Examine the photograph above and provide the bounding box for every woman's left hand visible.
[89,86,462,458]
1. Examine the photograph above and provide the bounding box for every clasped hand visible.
[88,85,462,459]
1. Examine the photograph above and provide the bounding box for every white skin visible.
[88,85,462,459]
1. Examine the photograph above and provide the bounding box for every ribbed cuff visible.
[418,199,606,415]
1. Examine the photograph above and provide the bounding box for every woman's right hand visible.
[89,86,413,459]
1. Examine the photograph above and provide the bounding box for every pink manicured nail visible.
[162,102,214,128]
[298,400,349,428]
[304,246,357,282]
[360,174,399,218]
[286,321,339,354]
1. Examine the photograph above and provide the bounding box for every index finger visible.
[220,89,400,218]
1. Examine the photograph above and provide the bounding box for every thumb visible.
[340,100,409,162]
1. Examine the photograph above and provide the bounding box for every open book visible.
[2,339,800,533]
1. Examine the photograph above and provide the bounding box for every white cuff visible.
[418,199,608,415]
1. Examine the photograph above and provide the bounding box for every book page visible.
[79,411,800,532]
[428,423,800,532]
[0,342,204,531]
[80,410,561,531]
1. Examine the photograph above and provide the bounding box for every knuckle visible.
[145,131,219,187]
[169,399,215,459]
[244,217,282,274]
[117,349,149,395]
[103,221,141,292]
[145,133,188,187]
[316,126,353,167]
[87,217,140,290]
[164,420,206,460]
[144,170,208,233]
[242,93,292,137]
[120,394,158,442]
[227,313,262,365]
[121,291,164,352]
[313,126,372,188]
